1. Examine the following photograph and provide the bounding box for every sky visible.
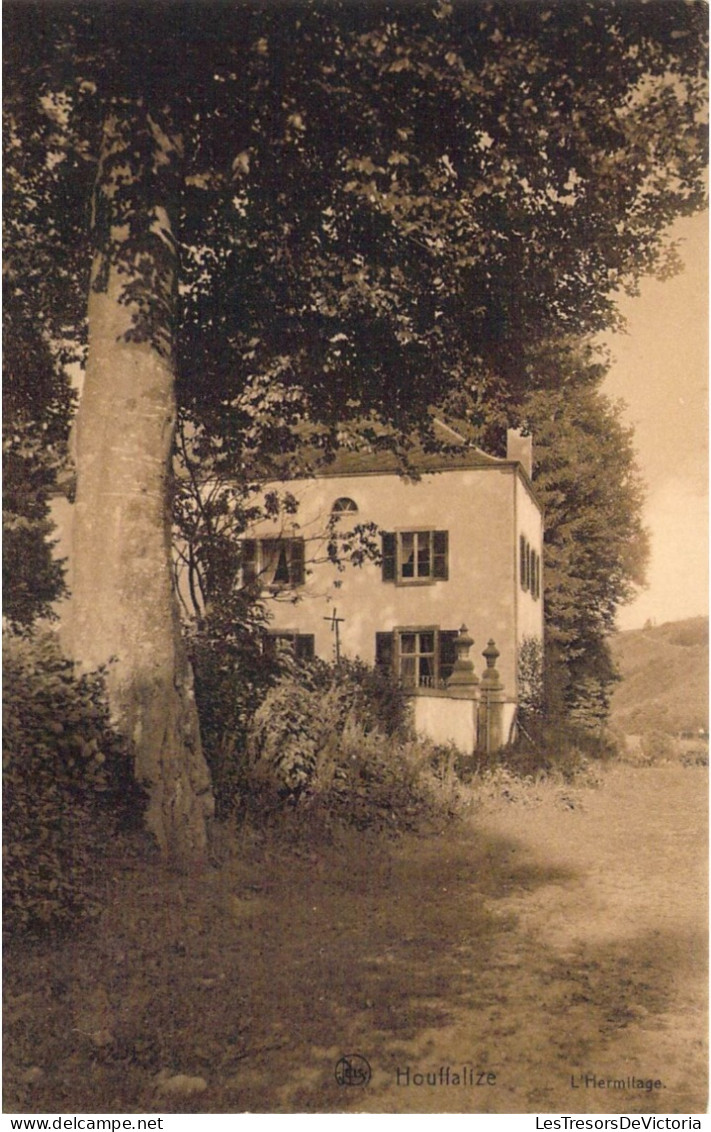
[602,210,708,631]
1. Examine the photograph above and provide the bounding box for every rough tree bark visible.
[70,104,213,863]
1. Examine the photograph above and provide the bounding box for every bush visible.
[309,656,412,740]
[247,673,344,796]
[309,723,462,833]
[680,745,709,767]
[517,635,545,723]
[455,715,608,810]
[243,665,458,833]
[3,631,142,934]
[470,714,618,784]
[187,614,281,818]
[2,417,70,631]
[639,730,680,765]
[190,628,412,817]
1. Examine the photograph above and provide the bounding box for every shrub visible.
[247,673,345,796]
[639,730,680,765]
[190,629,412,816]
[463,763,597,811]
[243,665,457,833]
[308,723,462,833]
[457,715,607,810]
[476,714,618,784]
[302,656,412,739]
[187,617,281,817]
[3,631,142,934]
[680,745,709,768]
[517,635,545,724]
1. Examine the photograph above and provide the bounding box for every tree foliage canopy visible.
[5,1,708,439]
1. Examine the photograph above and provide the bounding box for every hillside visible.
[608,616,709,736]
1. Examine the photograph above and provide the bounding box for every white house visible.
[51,420,544,749]
[242,424,544,743]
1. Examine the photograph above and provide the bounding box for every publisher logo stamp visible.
[335,1054,372,1087]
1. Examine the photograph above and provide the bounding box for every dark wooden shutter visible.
[242,539,258,584]
[289,538,305,585]
[295,634,315,662]
[433,530,449,580]
[381,532,396,581]
[520,535,528,591]
[375,631,394,671]
[438,629,458,683]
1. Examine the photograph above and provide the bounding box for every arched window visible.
[332,497,358,514]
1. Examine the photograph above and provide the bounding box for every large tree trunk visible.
[70,105,213,863]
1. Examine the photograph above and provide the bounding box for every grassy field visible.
[4,760,707,1115]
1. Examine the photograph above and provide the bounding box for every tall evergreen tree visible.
[521,377,650,727]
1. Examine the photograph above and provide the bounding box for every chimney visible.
[506,429,533,478]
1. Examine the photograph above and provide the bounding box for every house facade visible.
[244,427,544,742]
[50,423,543,747]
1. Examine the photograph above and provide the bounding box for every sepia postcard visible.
[3,0,708,1123]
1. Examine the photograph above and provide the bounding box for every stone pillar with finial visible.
[478,639,505,754]
[446,625,480,751]
[447,625,479,691]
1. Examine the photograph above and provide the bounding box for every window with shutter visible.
[381,530,449,584]
[380,627,456,688]
[520,537,542,600]
[265,632,315,664]
[241,538,305,590]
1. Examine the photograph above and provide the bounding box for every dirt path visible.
[4,764,707,1115]
[346,763,708,1115]
[262,763,708,1114]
